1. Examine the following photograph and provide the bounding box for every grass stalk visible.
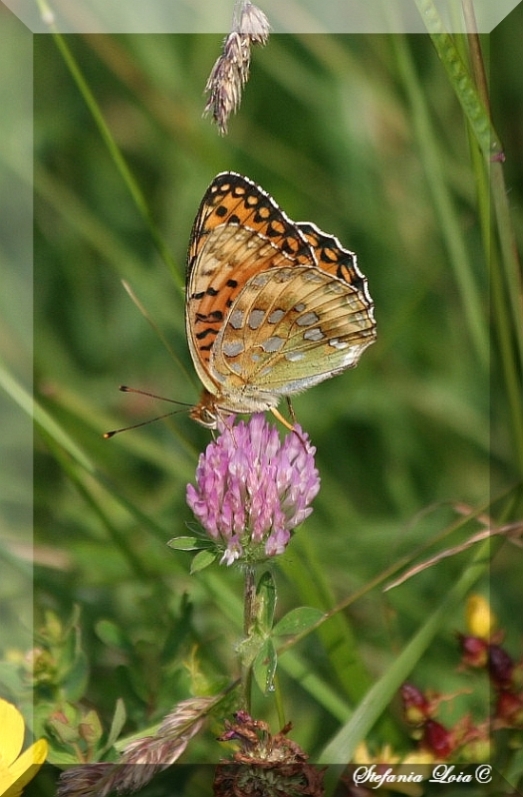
[391,33,489,370]
[35,0,181,288]
[415,0,523,477]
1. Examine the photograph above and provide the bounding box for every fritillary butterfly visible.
[186,172,376,428]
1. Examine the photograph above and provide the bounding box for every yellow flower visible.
[466,594,496,640]
[352,743,427,796]
[0,698,48,797]
[401,750,436,765]
[353,742,401,765]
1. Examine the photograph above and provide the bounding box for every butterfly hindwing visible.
[212,265,375,394]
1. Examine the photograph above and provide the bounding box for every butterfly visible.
[186,172,376,429]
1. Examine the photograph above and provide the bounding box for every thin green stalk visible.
[413,0,503,160]
[318,537,492,765]
[35,0,181,288]
[391,34,489,369]
[272,673,286,730]
[40,428,152,580]
[490,164,523,377]
[490,235,523,479]
[412,0,523,476]
[461,1,490,110]
[461,0,523,478]
[1,363,172,544]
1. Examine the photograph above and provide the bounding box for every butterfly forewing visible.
[188,173,314,270]
[296,221,369,294]
[186,173,316,383]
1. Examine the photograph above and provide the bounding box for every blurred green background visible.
[1,0,523,784]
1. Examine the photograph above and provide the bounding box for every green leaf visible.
[253,638,278,695]
[33,702,62,742]
[237,635,264,671]
[48,716,80,745]
[62,648,90,703]
[104,698,127,752]
[273,607,325,637]
[190,549,216,573]
[0,662,25,694]
[168,536,202,551]
[80,708,103,745]
[47,748,86,766]
[95,619,132,652]
[58,617,89,701]
[256,571,276,634]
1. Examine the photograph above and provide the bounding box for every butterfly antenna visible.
[104,409,185,439]
[103,386,192,438]
[118,385,192,406]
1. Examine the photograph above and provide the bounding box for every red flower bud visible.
[488,645,514,689]
[401,683,431,725]
[495,691,523,728]
[422,719,454,759]
[458,633,489,668]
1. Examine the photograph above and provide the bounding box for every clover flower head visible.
[186,415,320,565]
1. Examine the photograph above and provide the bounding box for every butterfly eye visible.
[190,405,218,429]
[201,409,218,428]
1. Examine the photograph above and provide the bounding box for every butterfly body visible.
[186,172,376,428]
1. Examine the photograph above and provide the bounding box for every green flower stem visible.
[241,565,257,711]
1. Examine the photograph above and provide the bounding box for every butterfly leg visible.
[269,405,308,449]
[269,405,295,433]
[286,396,297,425]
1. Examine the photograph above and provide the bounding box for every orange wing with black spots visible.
[185,172,376,428]
[186,173,315,371]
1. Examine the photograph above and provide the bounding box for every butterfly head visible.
[190,389,222,429]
